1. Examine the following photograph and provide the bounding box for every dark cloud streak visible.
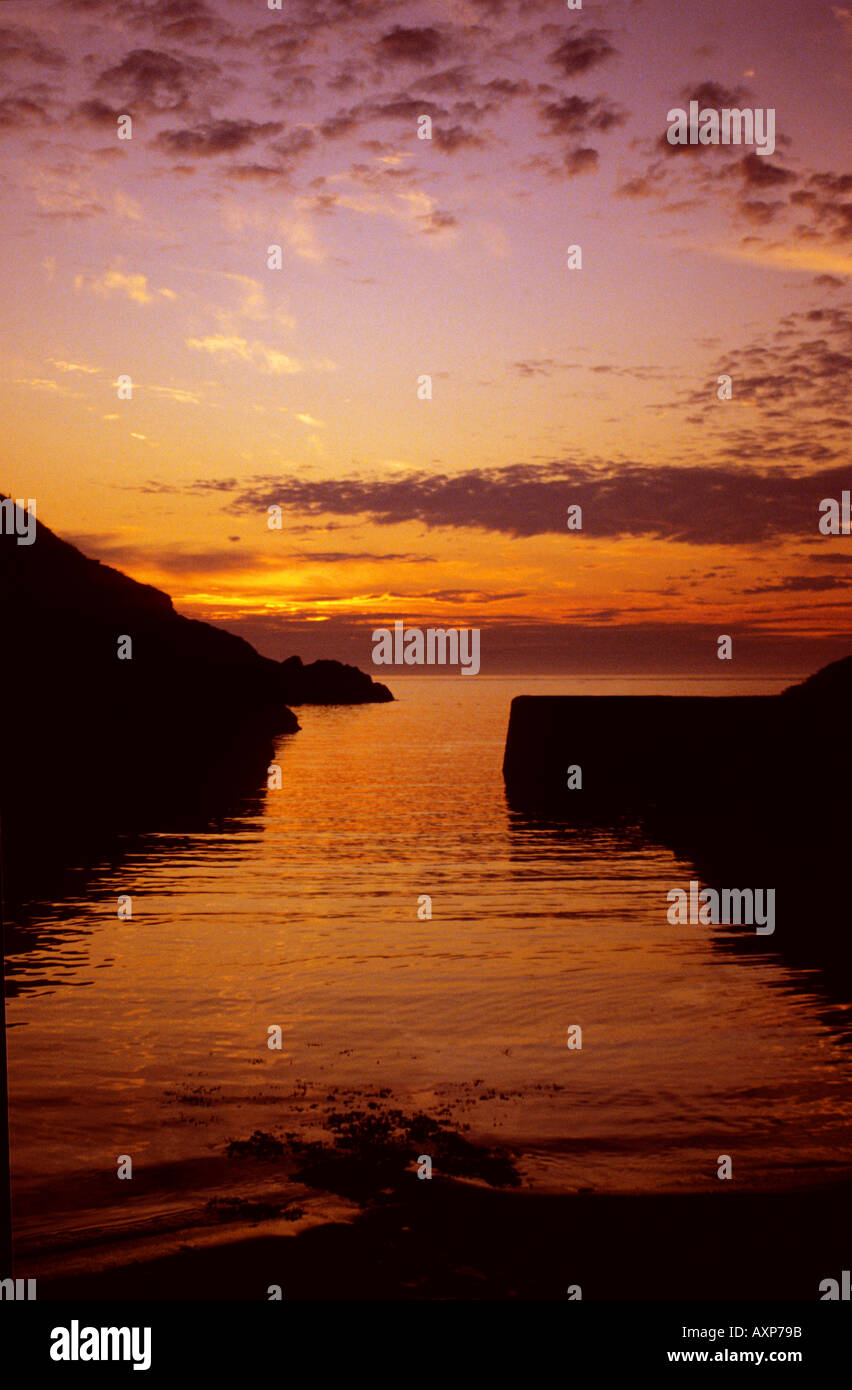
[191,461,852,546]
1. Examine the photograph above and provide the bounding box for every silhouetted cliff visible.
[0,500,390,892]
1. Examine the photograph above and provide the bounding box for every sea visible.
[7,675,852,1276]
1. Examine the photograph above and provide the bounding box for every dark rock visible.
[0,499,390,895]
[501,655,852,1011]
[278,654,393,705]
[1,500,299,872]
[502,654,852,822]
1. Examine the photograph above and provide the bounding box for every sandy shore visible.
[33,1180,852,1301]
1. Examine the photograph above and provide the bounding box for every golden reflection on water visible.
[8,676,852,1259]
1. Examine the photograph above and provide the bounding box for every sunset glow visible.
[2,0,850,671]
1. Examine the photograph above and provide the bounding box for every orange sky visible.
[2,0,851,672]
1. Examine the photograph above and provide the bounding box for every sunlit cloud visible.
[2,0,850,675]
[186,334,336,375]
[47,358,100,374]
[716,241,852,277]
[75,267,177,304]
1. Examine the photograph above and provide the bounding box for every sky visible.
[2,0,851,674]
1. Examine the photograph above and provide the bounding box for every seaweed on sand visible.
[288,1106,521,1202]
[224,1130,286,1160]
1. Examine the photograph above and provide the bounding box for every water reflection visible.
[7,679,852,1279]
[503,801,852,1041]
[3,726,289,995]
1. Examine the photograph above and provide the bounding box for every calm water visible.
[8,675,852,1270]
